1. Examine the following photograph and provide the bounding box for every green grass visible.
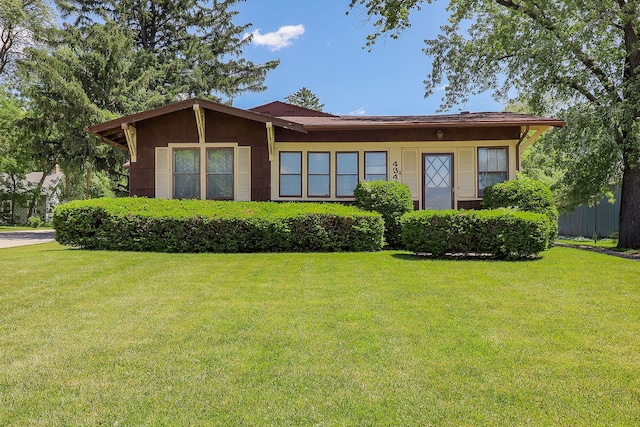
[1,244,639,426]
[557,237,640,254]
[557,236,619,248]
[0,226,38,232]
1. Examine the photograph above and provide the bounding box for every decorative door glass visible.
[424,154,453,209]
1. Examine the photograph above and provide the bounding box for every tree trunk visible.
[618,162,640,249]
[26,170,48,219]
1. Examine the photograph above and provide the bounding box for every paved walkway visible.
[0,230,56,249]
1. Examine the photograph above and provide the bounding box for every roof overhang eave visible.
[300,120,566,132]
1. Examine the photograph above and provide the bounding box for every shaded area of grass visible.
[557,237,640,256]
[557,236,619,248]
[1,244,639,425]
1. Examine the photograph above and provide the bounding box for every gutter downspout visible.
[515,125,530,172]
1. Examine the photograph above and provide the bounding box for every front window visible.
[207,148,233,200]
[336,152,359,197]
[365,151,387,181]
[280,152,302,197]
[308,152,330,197]
[478,147,508,196]
[174,149,200,199]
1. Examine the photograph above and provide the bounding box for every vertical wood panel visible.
[237,146,251,201]
[457,148,475,198]
[155,147,170,198]
[402,149,418,198]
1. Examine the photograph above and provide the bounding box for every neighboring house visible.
[0,169,64,223]
[88,98,565,209]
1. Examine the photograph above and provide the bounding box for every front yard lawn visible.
[1,243,639,425]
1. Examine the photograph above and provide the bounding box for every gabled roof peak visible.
[250,101,336,118]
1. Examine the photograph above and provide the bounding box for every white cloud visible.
[349,107,367,116]
[247,25,305,51]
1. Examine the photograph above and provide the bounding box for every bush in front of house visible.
[27,216,42,228]
[401,209,552,259]
[482,175,558,243]
[354,180,413,248]
[53,198,384,253]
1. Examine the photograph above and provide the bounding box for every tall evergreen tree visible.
[285,87,325,111]
[55,0,279,104]
[349,0,640,249]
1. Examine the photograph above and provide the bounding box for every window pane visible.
[207,148,233,174]
[174,174,200,199]
[496,148,507,170]
[365,174,387,182]
[281,175,302,196]
[337,152,358,174]
[337,175,358,197]
[174,150,199,173]
[280,152,301,174]
[365,152,387,177]
[479,148,507,172]
[478,172,508,195]
[207,175,233,199]
[308,152,329,174]
[478,148,488,171]
[308,175,330,197]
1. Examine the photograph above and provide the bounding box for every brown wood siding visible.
[276,126,520,143]
[458,200,483,210]
[128,109,270,200]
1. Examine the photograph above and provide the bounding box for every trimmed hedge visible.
[53,198,384,253]
[401,209,552,259]
[482,176,559,242]
[354,180,413,248]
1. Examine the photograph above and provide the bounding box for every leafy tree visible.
[349,0,640,249]
[0,90,35,223]
[0,0,51,79]
[285,87,325,111]
[55,0,279,103]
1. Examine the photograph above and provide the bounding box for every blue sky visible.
[231,1,504,116]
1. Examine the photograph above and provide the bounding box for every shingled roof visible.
[89,98,565,150]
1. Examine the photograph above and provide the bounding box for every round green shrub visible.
[482,175,558,244]
[401,209,552,259]
[354,180,414,248]
[27,216,42,228]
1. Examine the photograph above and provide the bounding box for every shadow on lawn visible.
[391,253,543,262]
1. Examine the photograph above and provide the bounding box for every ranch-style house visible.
[88,98,565,209]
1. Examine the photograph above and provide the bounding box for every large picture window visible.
[173,149,200,199]
[280,152,302,197]
[365,151,387,181]
[207,148,233,200]
[307,152,330,197]
[336,152,359,197]
[478,147,508,196]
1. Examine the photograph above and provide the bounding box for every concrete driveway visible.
[0,230,56,249]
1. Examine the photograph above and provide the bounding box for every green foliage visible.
[55,0,279,102]
[401,209,552,259]
[354,180,413,248]
[27,216,42,228]
[284,87,325,111]
[482,175,559,240]
[0,0,52,79]
[53,198,384,253]
[482,176,555,214]
[349,0,640,248]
